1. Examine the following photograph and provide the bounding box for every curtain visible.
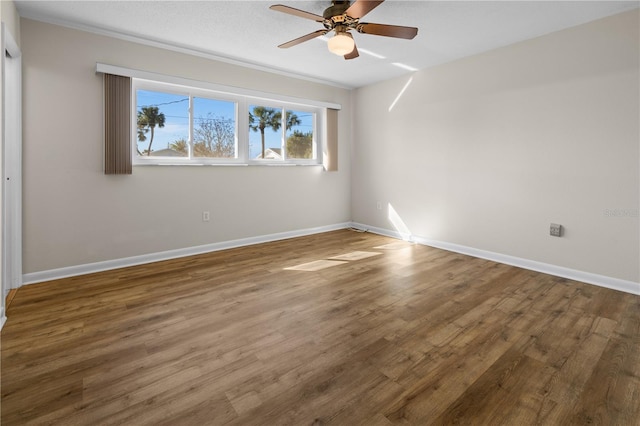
[324,108,338,171]
[104,74,132,175]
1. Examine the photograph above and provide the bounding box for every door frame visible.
[1,22,22,329]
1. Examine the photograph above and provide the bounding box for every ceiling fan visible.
[270,0,418,60]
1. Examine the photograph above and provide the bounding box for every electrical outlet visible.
[550,223,562,237]
[376,201,382,210]
[202,211,210,222]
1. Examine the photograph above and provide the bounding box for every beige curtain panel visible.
[324,108,338,172]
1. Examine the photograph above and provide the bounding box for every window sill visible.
[132,162,322,167]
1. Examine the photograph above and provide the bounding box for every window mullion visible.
[281,108,286,161]
[238,98,247,162]
[188,95,194,159]
[313,111,319,160]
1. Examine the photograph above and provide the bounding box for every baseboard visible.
[20,221,640,297]
[22,222,351,286]
[0,310,6,331]
[350,222,640,296]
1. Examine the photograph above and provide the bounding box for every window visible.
[132,79,322,166]
[136,89,190,158]
[134,82,239,163]
[286,109,315,160]
[193,97,237,159]
[248,105,316,162]
[98,63,340,171]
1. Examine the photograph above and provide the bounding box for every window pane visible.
[136,90,189,157]
[193,97,237,158]
[248,105,282,160]
[285,109,314,159]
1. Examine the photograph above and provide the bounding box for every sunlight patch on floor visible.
[284,260,348,272]
[328,251,382,261]
[374,242,412,250]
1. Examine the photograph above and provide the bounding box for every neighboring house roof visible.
[255,148,282,160]
[149,148,186,157]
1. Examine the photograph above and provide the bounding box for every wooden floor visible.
[1,230,639,425]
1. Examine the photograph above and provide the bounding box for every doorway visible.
[1,23,22,327]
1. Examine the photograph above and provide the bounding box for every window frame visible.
[247,101,320,165]
[132,78,324,166]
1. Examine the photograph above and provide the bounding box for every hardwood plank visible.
[383,317,519,423]
[432,348,558,425]
[1,229,638,425]
[568,336,640,425]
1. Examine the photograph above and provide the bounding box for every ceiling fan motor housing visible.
[323,1,351,19]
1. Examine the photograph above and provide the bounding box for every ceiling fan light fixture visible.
[271,0,418,60]
[328,31,355,56]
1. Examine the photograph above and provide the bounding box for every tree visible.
[168,115,235,158]
[286,130,313,159]
[249,107,300,159]
[193,114,235,158]
[137,106,166,156]
[285,111,302,134]
[136,125,147,155]
[169,138,188,155]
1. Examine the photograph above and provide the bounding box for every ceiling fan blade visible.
[357,22,418,39]
[344,44,360,60]
[278,29,328,48]
[345,0,385,19]
[270,4,325,22]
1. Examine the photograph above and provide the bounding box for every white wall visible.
[21,19,352,274]
[352,10,639,283]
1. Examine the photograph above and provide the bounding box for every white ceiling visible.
[15,0,639,88]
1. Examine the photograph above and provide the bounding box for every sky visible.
[136,90,313,159]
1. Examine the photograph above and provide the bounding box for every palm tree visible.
[286,111,302,133]
[249,107,300,159]
[137,106,166,156]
